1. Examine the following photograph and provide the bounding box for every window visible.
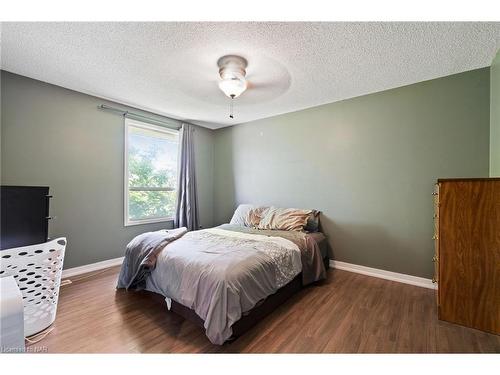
[124,118,179,226]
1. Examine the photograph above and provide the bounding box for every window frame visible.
[124,118,179,227]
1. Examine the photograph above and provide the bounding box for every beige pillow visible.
[258,207,312,231]
[245,206,269,228]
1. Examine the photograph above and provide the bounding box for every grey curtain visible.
[175,123,199,231]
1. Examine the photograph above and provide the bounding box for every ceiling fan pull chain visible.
[229,98,234,119]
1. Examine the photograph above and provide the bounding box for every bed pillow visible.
[246,206,269,228]
[304,210,320,232]
[257,207,312,231]
[229,204,255,226]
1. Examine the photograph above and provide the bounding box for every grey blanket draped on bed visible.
[117,227,187,290]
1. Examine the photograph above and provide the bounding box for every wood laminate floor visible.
[30,267,500,353]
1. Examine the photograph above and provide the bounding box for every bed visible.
[117,208,328,345]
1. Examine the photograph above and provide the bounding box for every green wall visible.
[491,49,500,176]
[1,71,215,268]
[1,68,492,278]
[213,68,490,278]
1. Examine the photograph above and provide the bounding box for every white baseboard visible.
[61,256,434,290]
[62,257,124,279]
[329,260,436,290]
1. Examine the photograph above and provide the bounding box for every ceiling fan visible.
[215,54,289,120]
[217,55,248,119]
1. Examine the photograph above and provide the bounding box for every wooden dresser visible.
[433,178,500,335]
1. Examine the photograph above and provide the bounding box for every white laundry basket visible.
[0,238,66,337]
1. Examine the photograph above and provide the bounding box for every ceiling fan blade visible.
[247,80,285,90]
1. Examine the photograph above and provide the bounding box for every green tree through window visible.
[125,120,178,224]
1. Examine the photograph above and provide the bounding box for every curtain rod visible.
[98,104,181,130]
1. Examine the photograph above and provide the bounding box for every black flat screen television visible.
[0,186,51,250]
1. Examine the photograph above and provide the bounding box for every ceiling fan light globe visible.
[218,77,247,98]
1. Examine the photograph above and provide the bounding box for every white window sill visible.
[124,217,175,227]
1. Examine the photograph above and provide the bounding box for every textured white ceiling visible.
[2,22,500,129]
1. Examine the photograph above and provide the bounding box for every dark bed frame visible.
[170,256,330,342]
